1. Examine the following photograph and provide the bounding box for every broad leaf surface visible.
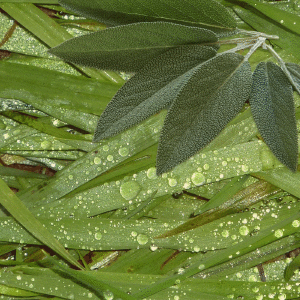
[286,62,300,95]
[249,62,298,172]
[59,0,236,30]
[49,22,218,72]
[93,45,217,142]
[156,53,252,175]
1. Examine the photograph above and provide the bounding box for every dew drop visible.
[292,220,300,228]
[103,291,114,300]
[274,229,284,238]
[41,140,52,149]
[241,165,249,172]
[119,147,129,157]
[191,172,205,186]
[222,230,229,238]
[239,225,249,236]
[93,157,101,165]
[120,181,140,200]
[198,264,205,270]
[16,275,22,280]
[137,234,149,245]
[131,231,137,237]
[168,178,178,187]
[222,161,228,166]
[68,175,73,180]
[103,145,109,151]
[150,244,158,251]
[95,232,102,240]
[203,163,210,170]
[146,167,157,179]
[107,155,113,161]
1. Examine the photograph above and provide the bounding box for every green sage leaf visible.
[249,62,298,172]
[59,0,236,30]
[156,53,252,175]
[49,22,218,72]
[93,45,217,142]
[285,62,300,95]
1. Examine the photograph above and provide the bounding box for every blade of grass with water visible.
[0,178,82,269]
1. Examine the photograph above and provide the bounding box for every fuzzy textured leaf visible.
[49,22,218,72]
[59,0,237,30]
[249,62,298,172]
[156,53,252,175]
[93,45,217,142]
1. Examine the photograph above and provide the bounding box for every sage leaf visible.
[93,45,217,142]
[285,62,300,95]
[249,62,298,172]
[49,22,217,72]
[59,0,236,30]
[156,53,252,175]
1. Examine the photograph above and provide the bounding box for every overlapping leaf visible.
[93,45,217,141]
[285,62,300,95]
[249,62,298,172]
[59,0,237,30]
[49,22,218,72]
[156,53,252,175]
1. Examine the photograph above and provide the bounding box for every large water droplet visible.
[137,234,149,245]
[239,225,249,236]
[94,157,101,165]
[146,167,157,179]
[191,172,205,186]
[168,178,177,187]
[41,140,52,149]
[118,147,129,157]
[95,232,102,240]
[120,181,140,200]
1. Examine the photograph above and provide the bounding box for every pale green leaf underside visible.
[93,45,217,142]
[249,62,298,172]
[156,53,252,175]
[59,0,237,29]
[49,22,218,72]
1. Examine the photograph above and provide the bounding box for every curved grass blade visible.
[285,252,300,281]
[59,0,236,30]
[49,22,218,72]
[249,62,298,172]
[285,62,300,95]
[156,53,252,175]
[0,178,83,270]
[237,0,300,36]
[93,45,217,141]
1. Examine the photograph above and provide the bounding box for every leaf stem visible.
[244,37,266,60]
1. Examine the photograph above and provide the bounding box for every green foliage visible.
[1,1,300,299]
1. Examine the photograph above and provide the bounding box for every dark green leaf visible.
[59,0,236,30]
[156,53,252,175]
[49,22,218,72]
[93,45,217,142]
[285,62,300,95]
[249,62,298,172]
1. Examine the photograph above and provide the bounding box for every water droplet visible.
[68,175,73,180]
[278,294,286,300]
[107,155,113,161]
[292,220,300,227]
[193,246,200,252]
[93,157,101,165]
[131,231,137,237]
[274,229,284,238]
[239,225,249,236]
[88,293,93,298]
[103,291,114,300]
[103,145,109,151]
[41,140,52,149]
[137,234,149,245]
[198,264,205,270]
[191,172,205,186]
[150,244,158,251]
[222,230,229,238]
[120,181,140,200]
[203,163,210,170]
[222,161,228,166]
[16,275,22,280]
[119,147,129,157]
[168,178,177,187]
[95,232,102,240]
[146,167,157,179]
[241,165,249,172]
